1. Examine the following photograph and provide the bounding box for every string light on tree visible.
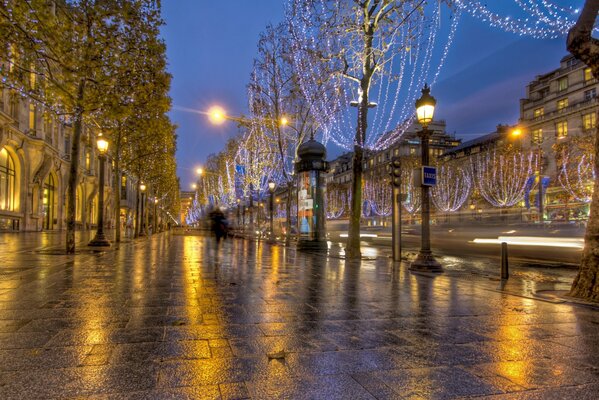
[470,149,535,207]
[432,164,472,212]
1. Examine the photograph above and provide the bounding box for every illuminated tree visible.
[289,0,460,258]
[432,163,471,212]
[470,148,535,208]
[556,136,595,204]
[364,177,392,217]
[326,182,348,219]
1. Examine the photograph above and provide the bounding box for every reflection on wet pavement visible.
[0,233,597,399]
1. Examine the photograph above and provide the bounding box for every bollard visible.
[500,242,509,280]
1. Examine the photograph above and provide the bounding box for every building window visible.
[121,176,127,199]
[557,76,568,91]
[583,112,596,130]
[410,147,416,155]
[393,148,399,156]
[584,67,593,82]
[584,88,596,101]
[532,129,543,144]
[64,136,71,157]
[557,98,568,111]
[0,148,16,212]
[556,121,568,139]
[533,107,544,118]
[28,103,37,132]
[9,93,19,121]
[85,151,90,172]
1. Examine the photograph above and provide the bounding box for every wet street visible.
[0,232,598,399]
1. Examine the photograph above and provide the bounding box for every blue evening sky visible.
[161,1,574,189]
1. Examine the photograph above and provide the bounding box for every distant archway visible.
[43,173,57,230]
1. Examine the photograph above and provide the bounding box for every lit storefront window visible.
[0,148,16,211]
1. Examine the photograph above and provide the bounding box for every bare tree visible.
[289,0,454,259]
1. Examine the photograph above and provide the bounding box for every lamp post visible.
[268,180,276,243]
[89,134,110,247]
[139,183,146,237]
[410,84,442,272]
[153,197,158,234]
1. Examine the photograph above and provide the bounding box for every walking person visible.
[209,208,228,247]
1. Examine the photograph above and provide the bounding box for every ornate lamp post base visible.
[410,251,442,273]
[88,231,111,247]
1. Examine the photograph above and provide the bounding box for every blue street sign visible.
[422,166,437,186]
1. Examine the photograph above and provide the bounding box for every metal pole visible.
[153,200,157,235]
[392,186,401,262]
[139,192,145,237]
[410,127,442,272]
[500,242,509,280]
[270,191,274,242]
[89,154,110,246]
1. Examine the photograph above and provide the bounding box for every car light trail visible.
[472,236,583,249]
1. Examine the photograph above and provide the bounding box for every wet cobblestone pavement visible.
[0,233,598,399]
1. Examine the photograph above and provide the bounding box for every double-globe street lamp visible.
[410,84,442,273]
[89,134,110,247]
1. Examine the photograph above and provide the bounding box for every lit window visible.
[533,108,544,118]
[557,98,568,111]
[0,147,17,212]
[85,152,90,171]
[557,76,568,91]
[28,103,36,131]
[584,67,593,82]
[582,113,596,130]
[410,147,416,155]
[532,129,543,144]
[556,121,568,138]
[394,148,399,156]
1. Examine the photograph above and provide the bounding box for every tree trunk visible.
[346,73,373,259]
[286,181,293,245]
[66,80,86,254]
[566,0,599,301]
[569,123,599,301]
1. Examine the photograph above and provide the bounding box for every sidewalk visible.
[0,233,597,399]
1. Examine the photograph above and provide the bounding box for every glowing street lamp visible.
[410,84,442,273]
[89,134,110,247]
[208,105,226,125]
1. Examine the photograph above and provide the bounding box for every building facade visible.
[0,89,137,231]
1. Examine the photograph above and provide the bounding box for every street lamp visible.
[410,84,442,272]
[139,183,146,237]
[89,134,110,247]
[268,180,276,243]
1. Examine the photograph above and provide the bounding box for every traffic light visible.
[390,157,401,187]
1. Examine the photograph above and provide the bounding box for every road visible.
[326,221,581,287]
